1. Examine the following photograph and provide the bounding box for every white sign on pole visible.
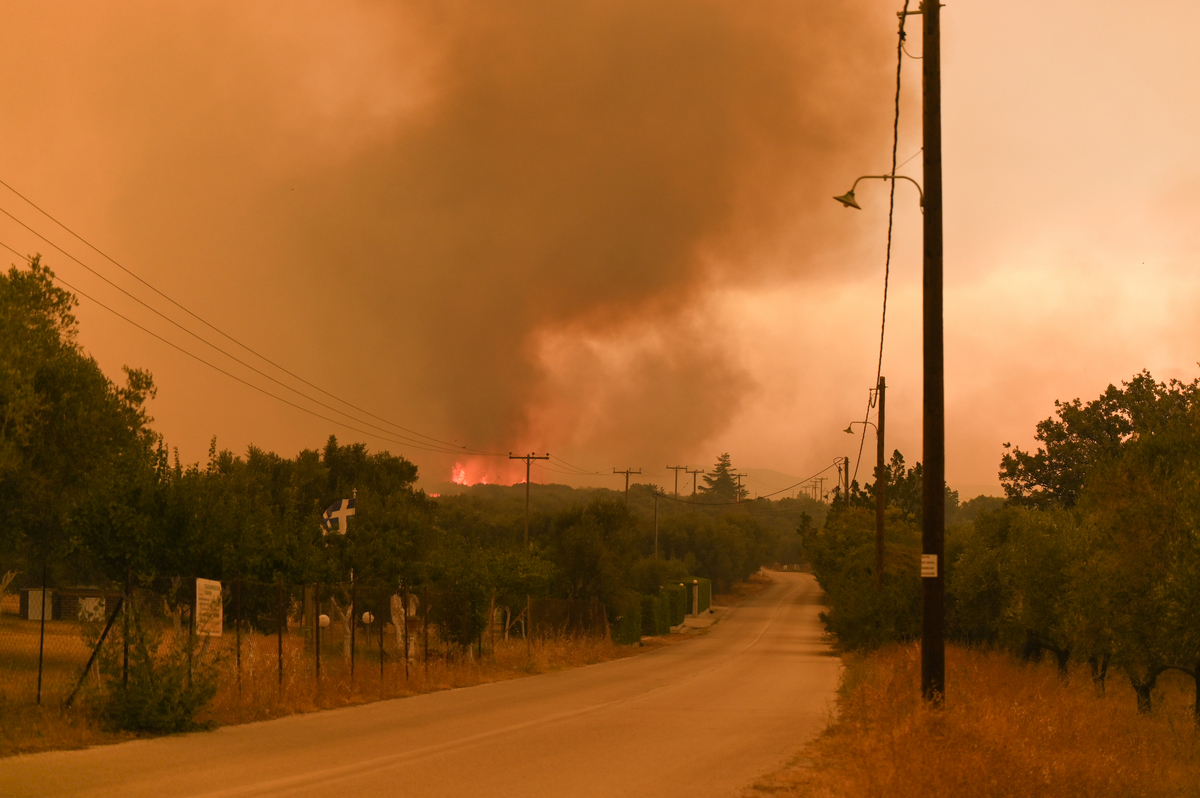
[195,578,223,637]
[920,554,938,579]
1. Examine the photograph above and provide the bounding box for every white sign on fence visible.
[195,578,223,637]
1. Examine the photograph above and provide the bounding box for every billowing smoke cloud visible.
[0,1,897,478]
[278,1,896,454]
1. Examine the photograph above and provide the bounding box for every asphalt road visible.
[3,571,839,798]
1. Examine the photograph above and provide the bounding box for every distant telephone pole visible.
[875,376,887,590]
[733,473,747,503]
[509,452,550,546]
[666,465,687,496]
[843,456,851,508]
[613,467,642,507]
[686,468,703,495]
[653,489,661,559]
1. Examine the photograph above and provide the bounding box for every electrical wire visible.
[0,181,507,458]
[0,241,493,458]
[853,1,909,486]
[657,461,840,507]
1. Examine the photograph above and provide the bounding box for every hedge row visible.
[620,578,713,641]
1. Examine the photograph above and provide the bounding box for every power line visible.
[659,462,841,507]
[0,242,487,458]
[0,182,505,457]
[855,2,909,485]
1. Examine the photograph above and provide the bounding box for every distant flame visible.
[452,461,492,486]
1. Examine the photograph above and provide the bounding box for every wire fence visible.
[0,572,609,712]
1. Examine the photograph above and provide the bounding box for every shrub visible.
[98,611,218,733]
[608,591,642,645]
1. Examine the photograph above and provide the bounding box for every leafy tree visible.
[999,371,1195,508]
[1072,381,1200,712]
[0,256,160,581]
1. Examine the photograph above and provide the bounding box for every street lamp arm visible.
[833,174,924,210]
[844,420,878,434]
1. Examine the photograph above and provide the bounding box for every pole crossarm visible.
[666,465,687,496]
[509,452,550,546]
[613,467,642,506]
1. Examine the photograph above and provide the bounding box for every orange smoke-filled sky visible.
[1,0,1197,497]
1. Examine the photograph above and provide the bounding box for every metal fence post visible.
[36,560,47,705]
[235,577,242,694]
[278,578,284,696]
[66,595,124,709]
[188,577,195,688]
[315,583,322,683]
[123,563,131,689]
[350,579,357,684]
[422,587,429,677]
[402,584,409,682]
[379,585,386,683]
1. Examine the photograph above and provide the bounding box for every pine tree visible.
[700,453,742,502]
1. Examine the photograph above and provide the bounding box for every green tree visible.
[700,453,743,502]
[999,371,1194,508]
[0,256,160,580]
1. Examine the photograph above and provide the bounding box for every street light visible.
[833,0,944,704]
[833,174,924,211]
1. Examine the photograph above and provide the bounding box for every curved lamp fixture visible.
[833,174,924,211]
[844,420,878,434]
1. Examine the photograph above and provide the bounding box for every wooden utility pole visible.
[875,376,887,589]
[613,468,642,507]
[844,456,851,507]
[509,452,550,546]
[919,0,946,704]
[733,473,747,503]
[666,465,687,496]
[686,468,703,495]
[653,491,660,559]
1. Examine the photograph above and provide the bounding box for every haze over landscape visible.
[1,0,1197,496]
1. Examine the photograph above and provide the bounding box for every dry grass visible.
[748,644,1200,798]
[0,633,636,758]
[1,574,769,758]
[199,632,642,726]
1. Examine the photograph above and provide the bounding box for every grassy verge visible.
[0,634,642,758]
[2,573,771,758]
[748,643,1200,798]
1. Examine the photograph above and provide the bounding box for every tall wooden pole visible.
[875,377,887,589]
[666,465,686,496]
[653,493,659,559]
[509,452,549,546]
[921,0,946,704]
[613,468,642,507]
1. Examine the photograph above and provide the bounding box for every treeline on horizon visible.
[1,258,818,641]
[806,370,1200,715]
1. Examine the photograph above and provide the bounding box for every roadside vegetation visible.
[768,370,1200,794]
[0,257,812,746]
[747,644,1200,798]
